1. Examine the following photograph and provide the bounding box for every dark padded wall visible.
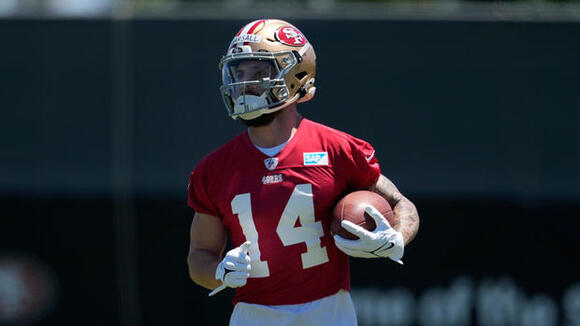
[2,20,579,198]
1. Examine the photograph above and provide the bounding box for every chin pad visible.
[233,94,268,116]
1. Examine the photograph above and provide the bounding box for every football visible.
[330,190,393,240]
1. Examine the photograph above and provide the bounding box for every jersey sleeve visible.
[187,159,221,217]
[341,135,381,190]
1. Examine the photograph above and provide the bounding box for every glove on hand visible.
[333,205,404,264]
[215,241,252,288]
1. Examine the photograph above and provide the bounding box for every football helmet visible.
[219,19,316,120]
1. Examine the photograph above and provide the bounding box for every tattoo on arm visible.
[369,175,420,245]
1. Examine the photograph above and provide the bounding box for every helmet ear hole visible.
[295,71,308,81]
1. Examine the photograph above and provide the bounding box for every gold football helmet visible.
[219,19,316,120]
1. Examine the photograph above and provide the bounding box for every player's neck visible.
[248,104,302,148]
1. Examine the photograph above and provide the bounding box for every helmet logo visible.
[275,26,307,46]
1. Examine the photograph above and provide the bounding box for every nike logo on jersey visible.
[365,150,375,162]
[303,152,328,166]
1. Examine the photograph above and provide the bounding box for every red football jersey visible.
[188,119,380,305]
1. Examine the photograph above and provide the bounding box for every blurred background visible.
[1,0,579,325]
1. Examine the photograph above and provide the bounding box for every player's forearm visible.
[187,249,222,290]
[369,175,420,245]
[391,198,419,245]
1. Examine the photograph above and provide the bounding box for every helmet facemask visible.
[220,51,301,120]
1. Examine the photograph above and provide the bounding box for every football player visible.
[187,19,419,325]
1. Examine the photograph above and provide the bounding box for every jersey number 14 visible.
[231,183,329,278]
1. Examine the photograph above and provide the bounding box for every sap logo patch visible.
[303,152,328,166]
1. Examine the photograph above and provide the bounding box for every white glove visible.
[215,241,252,288]
[333,205,404,264]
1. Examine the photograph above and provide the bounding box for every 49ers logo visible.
[275,26,307,46]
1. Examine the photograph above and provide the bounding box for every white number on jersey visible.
[276,184,329,269]
[231,193,271,278]
[231,184,329,277]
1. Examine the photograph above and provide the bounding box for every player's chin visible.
[239,110,281,127]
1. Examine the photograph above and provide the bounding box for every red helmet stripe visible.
[239,20,260,36]
[242,19,265,46]
[247,19,265,35]
[229,19,267,52]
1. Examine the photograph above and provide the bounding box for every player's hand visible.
[215,241,252,289]
[333,205,404,264]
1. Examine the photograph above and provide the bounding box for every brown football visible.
[330,190,393,240]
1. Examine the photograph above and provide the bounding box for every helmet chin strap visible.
[297,86,316,104]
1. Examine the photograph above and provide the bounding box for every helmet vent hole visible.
[295,72,308,80]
